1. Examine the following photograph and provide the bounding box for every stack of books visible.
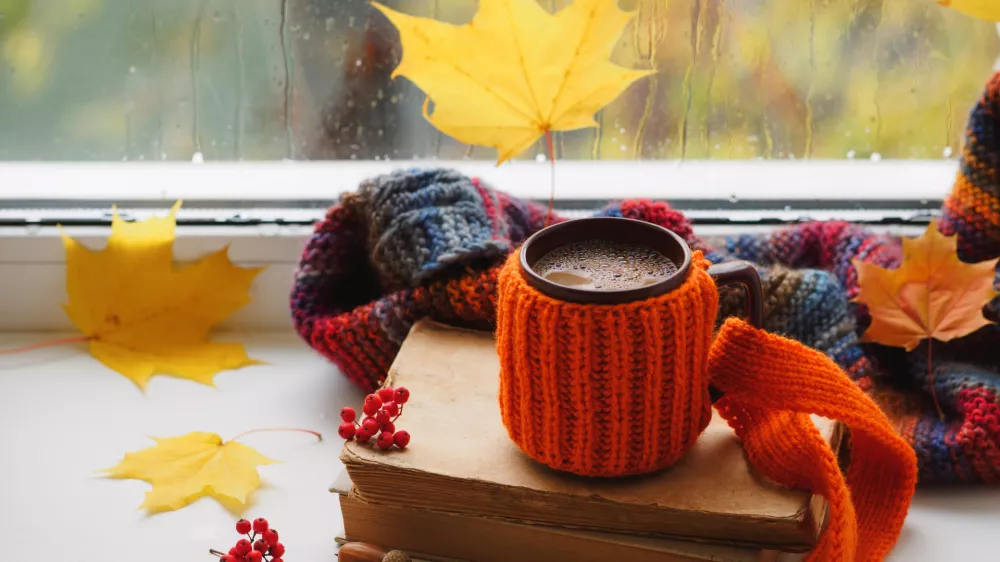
[333,320,841,562]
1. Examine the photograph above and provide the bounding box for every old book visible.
[341,320,841,551]
[332,472,779,562]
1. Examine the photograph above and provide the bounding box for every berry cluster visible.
[211,517,285,562]
[338,386,411,450]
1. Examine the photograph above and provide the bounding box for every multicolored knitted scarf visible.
[292,73,1000,486]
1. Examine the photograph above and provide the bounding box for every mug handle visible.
[705,260,764,403]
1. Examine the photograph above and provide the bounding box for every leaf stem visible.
[544,128,556,227]
[0,335,91,355]
[230,427,323,443]
[927,339,945,421]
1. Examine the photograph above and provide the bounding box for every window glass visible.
[1,0,997,161]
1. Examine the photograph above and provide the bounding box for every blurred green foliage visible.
[0,0,997,161]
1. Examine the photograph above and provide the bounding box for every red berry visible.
[220,556,237,562]
[235,539,252,554]
[364,393,383,411]
[361,418,380,434]
[375,409,391,424]
[382,401,399,417]
[356,431,372,444]
[270,543,286,557]
[338,422,357,440]
[394,430,411,448]
[393,386,410,404]
[378,387,395,402]
[228,547,240,556]
[380,421,395,434]
[236,518,251,534]
[340,406,357,423]
[362,401,378,417]
[246,551,263,562]
[252,517,269,534]
[253,539,268,552]
[263,528,279,546]
[376,431,395,449]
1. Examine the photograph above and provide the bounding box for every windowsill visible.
[1,329,997,561]
[0,159,956,203]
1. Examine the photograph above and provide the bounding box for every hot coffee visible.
[531,239,677,291]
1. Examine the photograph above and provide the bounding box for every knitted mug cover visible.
[496,251,719,477]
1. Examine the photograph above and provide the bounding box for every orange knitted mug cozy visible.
[496,250,718,476]
[496,250,917,561]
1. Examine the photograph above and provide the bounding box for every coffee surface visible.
[532,239,677,291]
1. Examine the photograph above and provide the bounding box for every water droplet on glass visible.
[303,32,311,40]
[847,149,856,159]
[536,153,547,162]
[128,65,136,74]
[355,59,362,67]
[620,145,627,151]
[943,146,953,158]
[870,152,882,162]
[729,194,739,203]
[192,151,204,164]
[783,205,792,212]
[619,128,626,134]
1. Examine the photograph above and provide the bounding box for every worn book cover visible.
[331,470,778,562]
[341,320,840,551]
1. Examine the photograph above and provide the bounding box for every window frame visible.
[0,159,948,331]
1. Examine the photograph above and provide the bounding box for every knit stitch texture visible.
[496,251,717,477]
[292,72,1000,488]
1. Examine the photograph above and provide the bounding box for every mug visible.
[495,217,763,477]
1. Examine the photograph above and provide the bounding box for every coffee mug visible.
[495,217,763,477]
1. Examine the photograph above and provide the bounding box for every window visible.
[2,0,996,163]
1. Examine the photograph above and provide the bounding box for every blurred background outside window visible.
[1,0,998,164]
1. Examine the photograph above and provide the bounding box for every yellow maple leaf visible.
[853,220,999,351]
[938,0,1000,21]
[61,201,263,388]
[102,432,277,514]
[372,0,654,164]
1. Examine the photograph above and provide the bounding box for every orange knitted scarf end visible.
[711,318,917,561]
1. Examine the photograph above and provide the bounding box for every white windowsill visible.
[1,330,997,561]
[0,159,994,560]
[0,159,957,202]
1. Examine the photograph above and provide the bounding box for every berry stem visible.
[391,404,405,423]
[0,335,91,355]
[230,427,323,442]
[209,549,226,557]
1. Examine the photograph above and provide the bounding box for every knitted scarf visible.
[293,71,1000,497]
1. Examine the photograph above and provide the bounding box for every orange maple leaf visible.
[853,220,999,351]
